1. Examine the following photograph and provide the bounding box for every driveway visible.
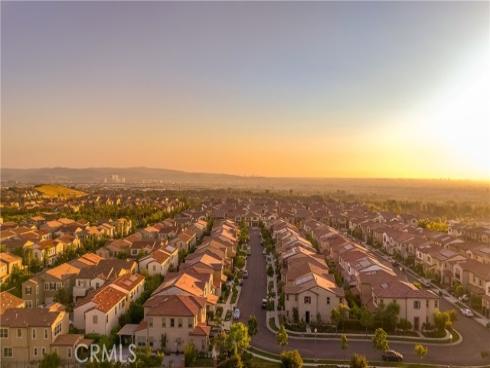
[237,228,490,366]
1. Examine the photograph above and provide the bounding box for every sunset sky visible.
[1,2,489,179]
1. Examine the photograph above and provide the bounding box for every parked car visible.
[243,270,249,279]
[382,350,404,362]
[461,308,474,317]
[233,308,240,320]
[261,298,268,309]
[262,249,267,255]
[421,278,431,288]
[458,294,469,302]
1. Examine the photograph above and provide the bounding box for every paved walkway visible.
[237,227,490,366]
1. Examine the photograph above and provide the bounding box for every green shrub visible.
[280,350,303,368]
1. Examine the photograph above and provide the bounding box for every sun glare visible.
[411,42,490,179]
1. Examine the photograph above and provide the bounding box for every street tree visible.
[280,350,304,368]
[350,354,368,368]
[276,324,289,350]
[225,322,251,355]
[331,303,349,329]
[434,309,456,332]
[248,314,258,337]
[372,328,389,352]
[414,344,428,359]
[341,334,348,350]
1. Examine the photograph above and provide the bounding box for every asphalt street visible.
[237,228,490,366]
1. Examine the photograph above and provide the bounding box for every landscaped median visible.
[266,316,461,346]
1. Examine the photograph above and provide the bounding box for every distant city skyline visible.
[1,1,489,179]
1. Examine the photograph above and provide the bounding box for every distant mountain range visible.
[1,167,488,203]
[1,167,248,186]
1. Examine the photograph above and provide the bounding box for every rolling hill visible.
[35,184,87,198]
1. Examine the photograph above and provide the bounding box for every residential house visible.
[0,252,23,282]
[0,303,84,364]
[73,258,137,300]
[73,273,145,334]
[133,294,210,353]
[0,291,25,316]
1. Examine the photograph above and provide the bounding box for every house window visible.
[178,318,183,328]
[44,329,48,339]
[327,297,330,305]
[286,294,289,301]
[93,315,98,324]
[34,348,38,357]
[17,329,22,338]
[32,329,36,339]
[435,300,438,308]
[26,300,33,308]
[149,318,153,328]
[42,347,46,356]
[44,284,49,291]
[54,324,61,336]
[426,300,429,308]
[414,301,421,309]
[3,347,13,357]
[304,296,311,304]
[68,348,72,358]
[0,329,8,338]
[170,318,175,327]
[25,287,32,295]
[188,318,193,328]
[162,318,166,328]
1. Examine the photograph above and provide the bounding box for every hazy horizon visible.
[2,2,489,180]
[3,166,490,183]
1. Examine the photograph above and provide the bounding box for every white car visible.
[233,308,240,320]
[460,308,474,317]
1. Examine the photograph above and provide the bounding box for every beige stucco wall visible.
[285,287,341,324]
